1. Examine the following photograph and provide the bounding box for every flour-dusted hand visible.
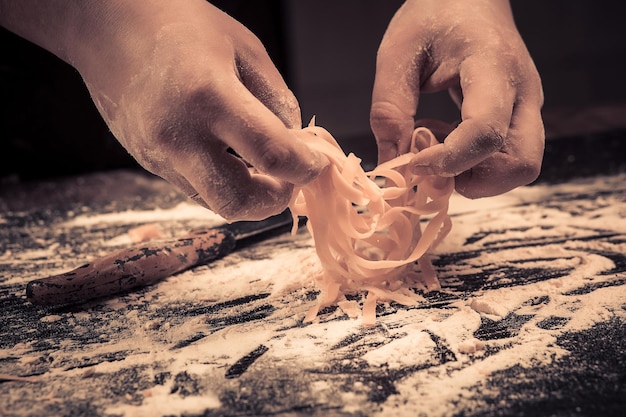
[0,0,327,221]
[370,0,545,198]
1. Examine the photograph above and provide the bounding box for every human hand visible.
[0,0,327,221]
[370,0,544,198]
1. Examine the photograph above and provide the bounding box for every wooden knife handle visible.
[26,228,236,306]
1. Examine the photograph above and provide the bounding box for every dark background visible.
[1,0,625,181]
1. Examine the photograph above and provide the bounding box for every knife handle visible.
[26,228,236,306]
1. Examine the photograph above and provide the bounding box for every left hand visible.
[370,0,545,198]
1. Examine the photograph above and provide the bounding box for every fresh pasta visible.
[289,121,454,326]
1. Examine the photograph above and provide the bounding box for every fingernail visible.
[412,163,436,176]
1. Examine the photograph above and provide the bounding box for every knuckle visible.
[370,101,406,130]
[370,101,415,145]
[150,83,222,150]
[513,159,542,186]
[475,122,507,152]
[238,29,268,60]
[182,84,222,122]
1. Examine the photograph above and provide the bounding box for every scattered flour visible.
[2,174,625,416]
[106,382,220,417]
[64,201,224,228]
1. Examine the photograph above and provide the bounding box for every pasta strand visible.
[289,123,454,325]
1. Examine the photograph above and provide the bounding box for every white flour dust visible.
[1,174,625,417]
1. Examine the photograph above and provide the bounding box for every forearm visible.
[2,1,84,64]
[0,1,152,71]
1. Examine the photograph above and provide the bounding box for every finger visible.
[411,57,517,176]
[370,37,423,163]
[234,36,302,129]
[455,102,545,198]
[210,76,328,186]
[176,142,294,221]
[153,129,296,221]
[454,153,525,198]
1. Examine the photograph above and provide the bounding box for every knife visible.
[26,210,298,306]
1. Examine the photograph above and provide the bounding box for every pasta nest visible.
[289,121,454,326]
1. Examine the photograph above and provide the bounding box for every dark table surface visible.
[1,131,625,417]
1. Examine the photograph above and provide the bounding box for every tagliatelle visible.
[289,120,454,326]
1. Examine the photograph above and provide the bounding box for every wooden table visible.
[1,154,625,416]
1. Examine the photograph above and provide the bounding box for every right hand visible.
[1,0,328,221]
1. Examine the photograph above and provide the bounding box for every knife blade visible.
[26,210,297,306]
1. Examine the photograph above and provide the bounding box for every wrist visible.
[0,1,112,66]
